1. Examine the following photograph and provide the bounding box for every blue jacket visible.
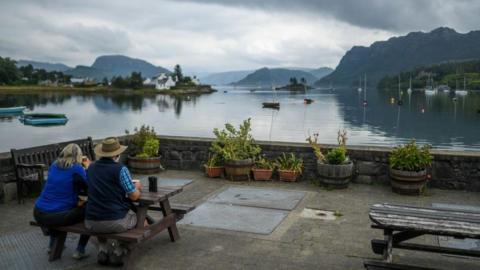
[35,162,87,213]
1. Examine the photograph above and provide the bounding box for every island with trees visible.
[275,77,313,91]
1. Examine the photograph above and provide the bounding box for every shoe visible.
[72,251,89,260]
[109,252,124,267]
[97,251,109,265]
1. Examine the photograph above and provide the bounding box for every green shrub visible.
[255,157,274,170]
[325,147,347,165]
[275,153,303,173]
[210,118,261,161]
[126,125,159,158]
[389,140,433,171]
[205,154,222,167]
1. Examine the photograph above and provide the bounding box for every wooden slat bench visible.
[11,137,95,203]
[364,261,440,270]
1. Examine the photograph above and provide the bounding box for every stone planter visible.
[128,156,162,174]
[317,161,353,189]
[205,166,224,178]
[278,170,300,182]
[252,168,273,181]
[389,168,427,195]
[225,159,253,181]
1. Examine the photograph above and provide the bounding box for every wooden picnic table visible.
[369,203,480,263]
[32,185,195,270]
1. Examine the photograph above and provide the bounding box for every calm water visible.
[0,87,479,152]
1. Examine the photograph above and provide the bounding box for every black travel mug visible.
[148,176,158,192]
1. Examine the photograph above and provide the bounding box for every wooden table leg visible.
[160,199,180,242]
[136,206,148,229]
[123,244,138,270]
[383,229,393,263]
[49,231,67,261]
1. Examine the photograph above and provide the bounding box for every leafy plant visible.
[389,140,433,171]
[306,133,325,162]
[254,157,274,170]
[205,154,222,167]
[125,125,159,158]
[210,118,261,161]
[275,153,303,173]
[325,147,347,165]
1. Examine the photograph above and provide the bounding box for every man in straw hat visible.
[85,137,142,266]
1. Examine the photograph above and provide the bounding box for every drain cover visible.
[301,208,338,221]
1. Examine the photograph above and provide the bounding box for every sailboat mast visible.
[364,74,367,100]
[464,76,466,91]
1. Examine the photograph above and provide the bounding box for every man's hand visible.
[133,179,142,191]
[128,180,141,201]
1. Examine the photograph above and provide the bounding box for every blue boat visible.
[0,106,26,114]
[20,113,68,126]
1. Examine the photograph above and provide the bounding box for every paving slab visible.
[208,186,306,210]
[179,202,289,234]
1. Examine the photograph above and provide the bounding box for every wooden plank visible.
[395,242,480,257]
[371,205,480,224]
[143,214,177,241]
[159,200,180,242]
[364,260,440,270]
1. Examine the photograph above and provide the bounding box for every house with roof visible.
[144,73,177,90]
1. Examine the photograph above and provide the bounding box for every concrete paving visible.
[1,169,480,270]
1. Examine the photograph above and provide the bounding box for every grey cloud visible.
[178,0,480,32]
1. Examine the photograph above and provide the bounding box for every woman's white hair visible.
[56,143,83,169]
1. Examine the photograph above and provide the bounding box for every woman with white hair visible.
[33,143,91,260]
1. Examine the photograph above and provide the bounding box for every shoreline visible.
[0,85,217,96]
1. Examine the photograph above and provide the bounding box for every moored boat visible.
[262,102,280,109]
[20,113,68,126]
[0,106,26,114]
[304,98,314,104]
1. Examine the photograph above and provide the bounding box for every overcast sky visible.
[1,0,479,73]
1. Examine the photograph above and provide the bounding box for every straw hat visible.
[94,137,128,157]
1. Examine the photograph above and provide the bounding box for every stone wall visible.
[1,135,480,202]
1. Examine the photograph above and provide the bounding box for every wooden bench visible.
[364,261,440,270]
[10,137,95,203]
[31,199,195,269]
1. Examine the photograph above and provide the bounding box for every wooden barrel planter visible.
[317,161,353,189]
[225,159,253,181]
[252,168,273,181]
[205,166,224,178]
[128,156,162,174]
[278,170,300,182]
[389,168,427,195]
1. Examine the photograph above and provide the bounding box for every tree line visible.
[0,57,71,85]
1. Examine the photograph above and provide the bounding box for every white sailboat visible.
[357,76,362,92]
[455,76,468,96]
[407,76,412,94]
[363,74,368,106]
[425,74,437,95]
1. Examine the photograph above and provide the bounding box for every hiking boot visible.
[72,251,89,260]
[97,250,109,265]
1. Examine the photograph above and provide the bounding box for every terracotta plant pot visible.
[278,170,300,182]
[224,159,253,181]
[317,161,354,189]
[128,156,162,174]
[252,168,273,181]
[205,166,224,178]
[389,168,427,195]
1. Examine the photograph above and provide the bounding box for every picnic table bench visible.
[369,203,480,266]
[11,137,95,203]
[31,187,195,270]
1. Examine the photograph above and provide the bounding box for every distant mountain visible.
[317,27,480,87]
[309,67,333,79]
[200,70,253,85]
[16,60,71,72]
[65,55,170,80]
[233,67,319,86]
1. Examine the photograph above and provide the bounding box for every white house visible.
[191,76,200,85]
[155,76,176,90]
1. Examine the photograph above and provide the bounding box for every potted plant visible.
[252,157,274,181]
[275,153,303,182]
[210,118,261,181]
[389,140,433,195]
[308,130,353,189]
[126,125,163,174]
[204,154,224,178]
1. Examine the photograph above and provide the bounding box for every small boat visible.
[223,90,228,93]
[262,102,280,109]
[407,76,412,94]
[304,98,314,104]
[20,113,68,126]
[0,106,26,114]
[357,76,362,92]
[250,89,256,93]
